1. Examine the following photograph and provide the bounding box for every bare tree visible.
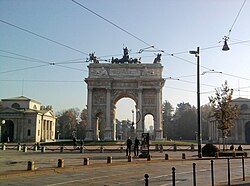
[209,81,240,150]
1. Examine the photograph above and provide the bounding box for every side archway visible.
[1,120,14,142]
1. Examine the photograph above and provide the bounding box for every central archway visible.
[85,63,165,141]
[115,97,136,140]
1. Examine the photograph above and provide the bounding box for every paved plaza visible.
[1,146,250,186]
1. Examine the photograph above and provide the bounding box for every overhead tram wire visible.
[71,0,250,80]
[164,86,196,93]
[71,0,153,48]
[72,0,171,59]
[0,64,49,74]
[227,0,247,37]
[0,79,83,83]
[0,49,50,64]
[71,0,250,96]
[0,49,89,66]
[55,64,88,72]
[0,51,89,74]
[0,19,89,56]
[0,55,50,64]
[69,1,250,87]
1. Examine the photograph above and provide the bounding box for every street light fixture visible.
[189,47,202,158]
[222,36,230,51]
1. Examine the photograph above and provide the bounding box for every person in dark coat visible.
[134,137,140,157]
[73,137,77,149]
[126,137,133,156]
[238,145,243,151]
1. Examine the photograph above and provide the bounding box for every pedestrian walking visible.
[134,137,140,157]
[73,136,77,149]
[126,137,133,156]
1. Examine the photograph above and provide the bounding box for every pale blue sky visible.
[1,0,250,123]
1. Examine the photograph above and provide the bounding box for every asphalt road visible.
[0,150,250,186]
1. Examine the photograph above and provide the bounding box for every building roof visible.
[1,96,41,104]
[0,106,56,118]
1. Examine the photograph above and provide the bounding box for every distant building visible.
[209,97,250,144]
[0,96,56,143]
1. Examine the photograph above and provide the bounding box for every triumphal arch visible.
[85,50,165,141]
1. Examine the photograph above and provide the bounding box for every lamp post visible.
[132,110,135,128]
[189,47,202,158]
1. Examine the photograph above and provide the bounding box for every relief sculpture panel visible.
[142,89,156,105]
[93,89,106,105]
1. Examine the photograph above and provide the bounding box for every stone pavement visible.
[1,148,250,185]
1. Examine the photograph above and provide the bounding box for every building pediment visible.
[39,110,56,118]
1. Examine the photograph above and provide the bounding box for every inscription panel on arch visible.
[109,68,140,77]
[112,82,138,89]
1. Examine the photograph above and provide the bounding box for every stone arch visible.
[85,63,165,141]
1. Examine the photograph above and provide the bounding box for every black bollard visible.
[182,153,186,159]
[27,161,34,171]
[242,156,245,181]
[165,153,169,160]
[83,158,89,165]
[144,174,149,186]
[193,163,196,186]
[107,156,112,164]
[211,160,214,186]
[172,167,176,186]
[227,158,231,186]
[58,159,64,168]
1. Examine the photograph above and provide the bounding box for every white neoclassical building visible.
[0,96,56,143]
[209,97,250,144]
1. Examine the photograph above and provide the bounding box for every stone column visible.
[85,88,94,141]
[46,120,49,141]
[155,88,163,140]
[104,88,112,141]
[136,89,143,139]
[43,120,46,141]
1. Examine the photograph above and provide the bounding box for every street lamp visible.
[189,47,202,158]
[222,36,230,51]
[131,110,135,128]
